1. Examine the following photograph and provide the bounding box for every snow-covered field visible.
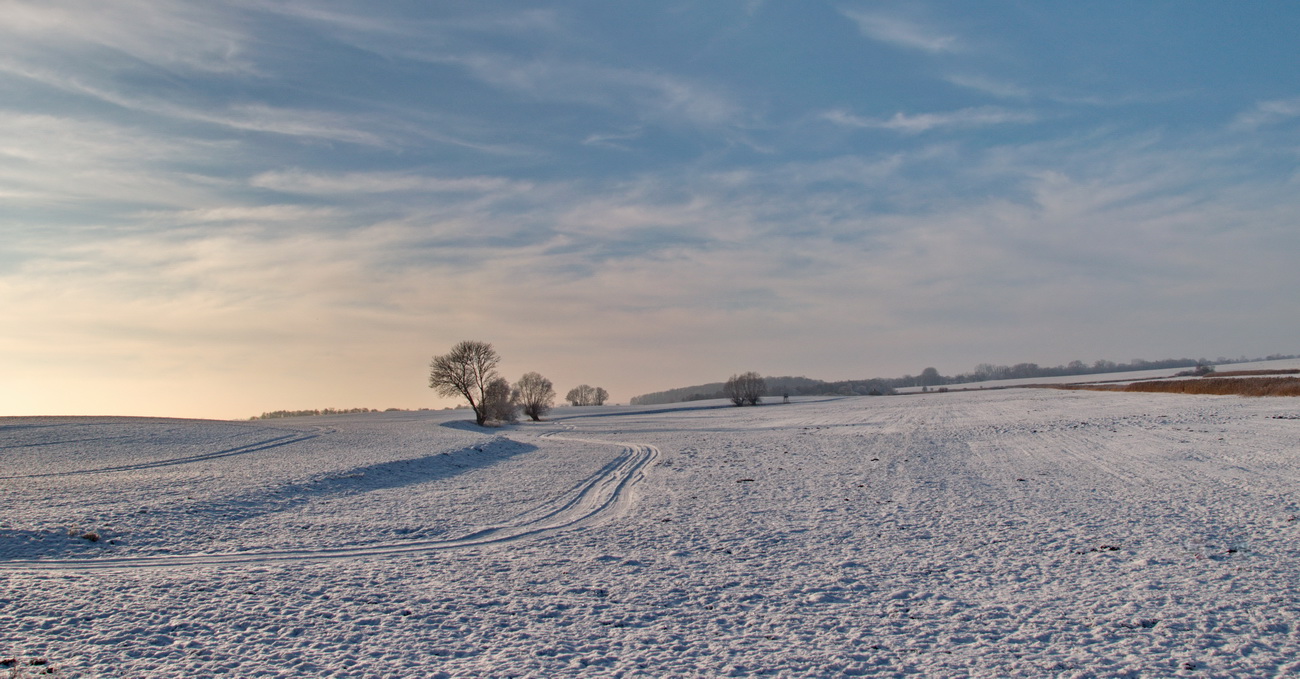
[4,388,1300,677]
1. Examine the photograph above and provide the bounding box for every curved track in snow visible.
[0,436,657,571]
[0,430,327,480]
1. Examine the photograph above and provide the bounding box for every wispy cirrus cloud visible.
[249,3,562,44]
[840,9,962,54]
[197,104,393,146]
[945,74,1030,99]
[581,126,647,150]
[444,53,746,130]
[250,170,532,195]
[0,111,231,208]
[0,57,393,146]
[1232,96,1300,130]
[0,0,255,74]
[135,205,342,225]
[823,106,1037,134]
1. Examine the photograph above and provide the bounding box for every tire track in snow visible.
[0,436,658,571]
[0,430,328,480]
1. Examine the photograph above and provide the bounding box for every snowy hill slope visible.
[3,390,1299,676]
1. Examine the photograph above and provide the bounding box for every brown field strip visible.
[1045,377,1300,397]
[1206,369,1300,377]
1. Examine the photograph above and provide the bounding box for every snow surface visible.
[3,389,1300,677]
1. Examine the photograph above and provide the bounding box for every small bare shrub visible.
[3,656,59,678]
[65,526,101,542]
[482,377,519,424]
[724,372,766,406]
[515,372,555,421]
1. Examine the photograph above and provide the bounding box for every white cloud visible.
[945,74,1030,99]
[250,170,530,195]
[581,127,647,149]
[840,9,962,54]
[0,0,255,74]
[1232,96,1300,130]
[823,106,1037,134]
[0,57,394,146]
[0,111,230,207]
[445,53,746,129]
[250,3,562,42]
[137,205,341,224]
[212,104,392,146]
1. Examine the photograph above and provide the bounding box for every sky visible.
[3,1,1299,419]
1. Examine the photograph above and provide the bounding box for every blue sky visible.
[3,1,1299,418]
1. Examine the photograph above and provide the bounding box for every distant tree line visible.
[631,376,825,406]
[628,353,1300,406]
[251,407,408,420]
[631,375,897,406]
[945,356,1275,385]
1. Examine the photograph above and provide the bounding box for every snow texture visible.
[3,389,1300,677]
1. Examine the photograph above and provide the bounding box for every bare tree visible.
[566,385,591,406]
[724,372,766,406]
[515,372,555,421]
[741,373,765,405]
[724,376,745,406]
[483,377,519,423]
[428,340,500,426]
[565,384,609,406]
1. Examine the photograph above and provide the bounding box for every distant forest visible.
[251,407,433,420]
[629,353,1299,406]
